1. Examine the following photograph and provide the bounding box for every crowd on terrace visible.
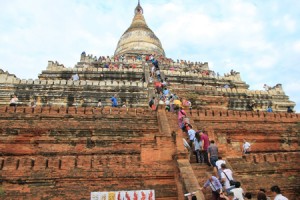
[80,52,221,77]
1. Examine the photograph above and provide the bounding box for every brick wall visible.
[0,106,299,199]
[186,109,300,200]
[0,106,180,200]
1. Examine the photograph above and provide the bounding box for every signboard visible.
[91,190,155,200]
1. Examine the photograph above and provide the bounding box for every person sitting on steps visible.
[9,95,18,107]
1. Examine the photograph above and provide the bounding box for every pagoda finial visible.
[135,0,143,15]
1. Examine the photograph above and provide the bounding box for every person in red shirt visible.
[198,130,210,166]
[154,81,162,94]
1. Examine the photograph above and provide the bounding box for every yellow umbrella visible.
[174,99,182,106]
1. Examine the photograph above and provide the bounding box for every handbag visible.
[223,171,237,186]
[209,179,220,193]
[151,104,156,111]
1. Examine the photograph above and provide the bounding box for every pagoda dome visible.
[114,1,165,56]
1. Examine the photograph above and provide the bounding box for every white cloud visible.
[272,15,297,33]
[292,41,300,53]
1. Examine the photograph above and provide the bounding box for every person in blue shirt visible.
[163,88,170,96]
[111,94,118,107]
[267,106,273,112]
[200,172,223,200]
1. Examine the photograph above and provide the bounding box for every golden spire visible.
[114,0,165,56]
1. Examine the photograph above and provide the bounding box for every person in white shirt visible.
[188,128,196,144]
[97,99,102,107]
[221,164,235,194]
[242,139,251,154]
[230,182,244,200]
[151,66,155,77]
[215,157,226,180]
[72,73,79,81]
[270,185,288,200]
[9,95,18,106]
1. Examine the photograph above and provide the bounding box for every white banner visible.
[91,190,155,200]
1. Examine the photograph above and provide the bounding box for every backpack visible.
[149,99,154,107]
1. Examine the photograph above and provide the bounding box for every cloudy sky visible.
[0,0,299,111]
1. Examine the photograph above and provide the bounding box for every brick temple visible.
[0,1,299,200]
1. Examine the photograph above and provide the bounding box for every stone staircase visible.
[191,163,214,200]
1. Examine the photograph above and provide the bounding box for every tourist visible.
[257,192,267,200]
[263,84,270,91]
[242,139,251,154]
[163,88,170,97]
[72,73,79,81]
[185,192,197,200]
[199,172,223,200]
[154,81,162,94]
[207,140,219,168]
[183,99,192,109]
[149,54,154,61]
[244,192,252,199]
[199,130,210,166]
[152,59,159,69]
[156,69,161,81]
[162,79,167,87]
[151,65,155,77]
[187,125,196,148]
[149,97,155,110]
[219,192,232,200]
[230,182,244,200]
[173,98,182,111]
[97,99,102,107]
[9,95,18,107]
[165,98,170,112]
[111,94,118,107]
[247,102,256,111]
[149,76,153,83]
[194,132,203,164]
[287,106,293,113]
[220,164,235,194]
[258,189,271,200]
[215,157,226,180]
[30,100,37,108]
[270,185,288,200]
[267,106,273,112]
[178,107,187,128]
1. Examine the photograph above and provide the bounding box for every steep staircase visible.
[191,161,214,199]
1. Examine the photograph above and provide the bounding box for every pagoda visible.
[0,1,299,200]
[114,0,165,56]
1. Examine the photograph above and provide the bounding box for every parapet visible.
[0,76,146,88]
[0,106,155,117]
[46,61,65,70]
[0,69,19,84]
[187,109,299,122]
